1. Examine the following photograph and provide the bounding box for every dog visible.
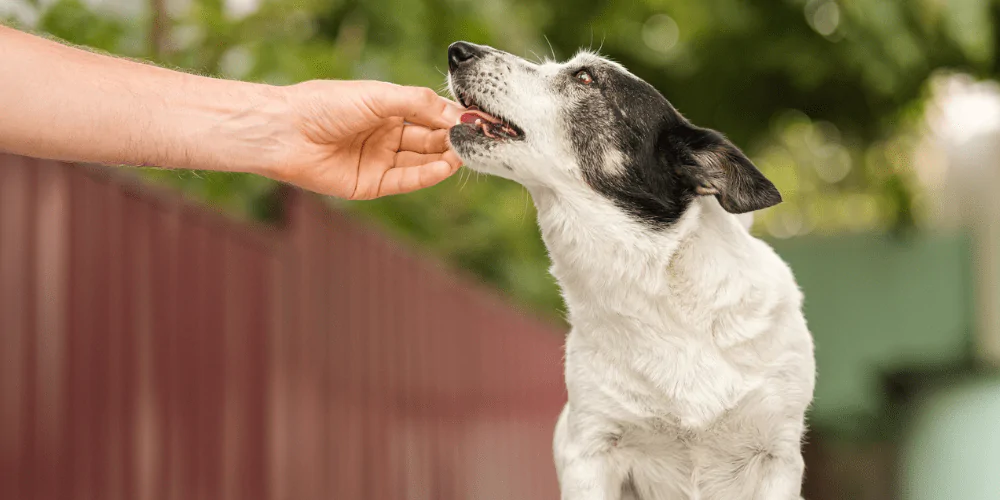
[446,41,816,500]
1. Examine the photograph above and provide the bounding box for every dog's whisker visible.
[459,168,471,191]
[543,34,557,61]
[520,187,528,222]
[524,187,533,221]
[528,49,545,65]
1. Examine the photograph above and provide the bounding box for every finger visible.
[442,149,463,169]
[437,97,464,126]
[368,83,464,129]
[398,150,463,169]
[399,125,450,154]
[378,161,458,197]
[395,151,462,170]
[394,152,442,168]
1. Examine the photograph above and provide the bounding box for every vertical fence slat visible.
[119,190,144,500]
[151,199,180,500]
[0,155,32,500]
[267,243,287,500]
[222,235,246,500]
[249,250,270,500]
[128,190,157,500]
[64,166,92,500]
[90,175,113,500]
[340,210,365,499]
[106,175,127,500]
[32,160,71,500]
[200,218,226,500]
[366,228,386,500]
[326,212,345,498]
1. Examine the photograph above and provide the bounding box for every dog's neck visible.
[531,186,775,339]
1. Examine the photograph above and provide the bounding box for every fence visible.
[0,154,567,500]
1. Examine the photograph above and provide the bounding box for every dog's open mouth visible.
[455,93,524,141]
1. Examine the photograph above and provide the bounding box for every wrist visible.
[161,77,297,178]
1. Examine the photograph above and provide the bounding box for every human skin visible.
[0,25,464,199]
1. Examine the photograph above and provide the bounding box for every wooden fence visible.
[0,154,567,500]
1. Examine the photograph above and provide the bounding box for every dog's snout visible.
[448,41,483,71]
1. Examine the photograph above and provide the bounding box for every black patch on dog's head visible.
[560,58,780,227]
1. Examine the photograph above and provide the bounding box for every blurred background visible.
[4,0,1000,499]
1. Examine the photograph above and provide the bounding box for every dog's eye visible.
[574,70,594,85]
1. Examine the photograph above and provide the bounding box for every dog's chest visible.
[566,328,763,430]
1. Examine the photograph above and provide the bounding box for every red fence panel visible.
[0,154,567,500]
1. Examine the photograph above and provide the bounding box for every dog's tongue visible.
[458,106,517,139]
[460,108,500,124]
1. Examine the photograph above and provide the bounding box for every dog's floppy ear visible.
[666,124,782,214]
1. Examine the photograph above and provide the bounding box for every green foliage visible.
[5,0,998,318]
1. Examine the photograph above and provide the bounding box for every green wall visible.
[769,232,975,435]
[900,376,1000,500]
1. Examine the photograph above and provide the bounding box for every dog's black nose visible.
[448,41,482,71]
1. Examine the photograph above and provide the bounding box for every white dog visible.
[446,42,815,500]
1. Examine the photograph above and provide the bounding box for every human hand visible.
[0,26,463,197]
[261,80,464,200]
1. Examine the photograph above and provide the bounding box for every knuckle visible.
[418,87,438,103]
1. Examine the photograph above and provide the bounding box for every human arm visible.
[0,25,463,198]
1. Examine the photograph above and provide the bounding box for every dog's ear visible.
[664,124,781,214]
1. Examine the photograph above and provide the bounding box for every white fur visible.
[450,48,815,500]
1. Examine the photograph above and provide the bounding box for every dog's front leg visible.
[557,452,629,500]
[750,452,804,500]
[557,454,629,500]
[553,406,629,500]
[701,443,805,500]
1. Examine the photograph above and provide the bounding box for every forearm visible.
[0,25,289,174]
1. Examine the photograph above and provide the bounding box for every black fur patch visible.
[560,59,780,228]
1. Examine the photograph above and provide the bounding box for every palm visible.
[279,81,462,199]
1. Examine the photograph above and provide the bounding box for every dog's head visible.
[446,41,781,226]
